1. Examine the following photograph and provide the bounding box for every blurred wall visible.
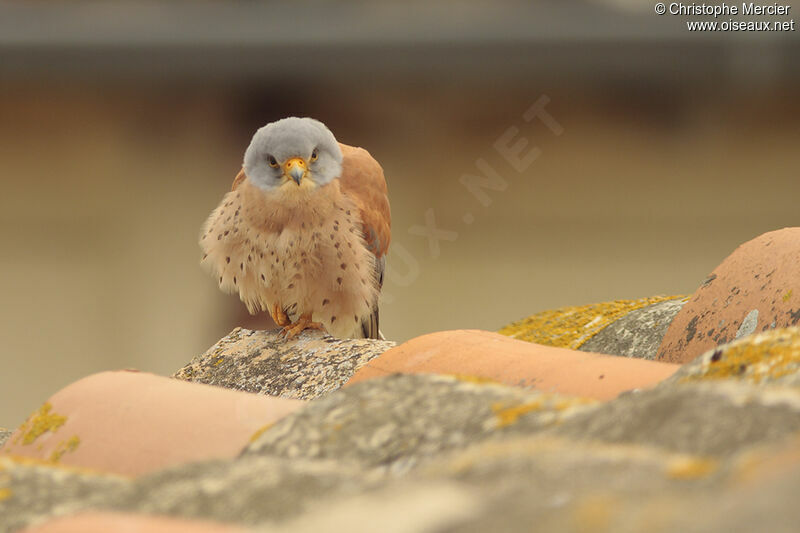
[1,1,799,426]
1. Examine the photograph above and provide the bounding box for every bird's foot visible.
[280,312,326,340]
[269,303,291,327]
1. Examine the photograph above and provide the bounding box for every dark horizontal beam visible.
[0,2,797,81]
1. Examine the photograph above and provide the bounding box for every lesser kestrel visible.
[200,117,391,339]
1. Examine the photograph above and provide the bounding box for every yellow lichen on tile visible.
[783,289,793,302]
[248,423,274,444]
[13,403,67,446]
[491,400,544,427]
[680,328,800,384]
[49,435,81,463]
[730,434,800,486]
[553,397,597,411]
[498,295,686,349]
[573,494,618,532]
[451,374,501,386]
[0,454,129,479]
[491,393,596,428]
[665,456,719,480]
[0,487,11,501]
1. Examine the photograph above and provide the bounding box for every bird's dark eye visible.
[310,149,318,162]
[267,155,278,168]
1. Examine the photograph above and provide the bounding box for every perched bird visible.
[200,117,391,339]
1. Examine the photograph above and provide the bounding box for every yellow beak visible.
[283,157,308,185]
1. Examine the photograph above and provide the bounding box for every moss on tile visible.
[498,295,684,349]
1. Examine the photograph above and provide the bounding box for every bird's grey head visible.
[243,117,343,192]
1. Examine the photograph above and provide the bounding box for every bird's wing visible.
[337,143,392,260]
[231,168,247,191]
[338,144,391,340]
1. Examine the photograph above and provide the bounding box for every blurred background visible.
[1,0,798,426]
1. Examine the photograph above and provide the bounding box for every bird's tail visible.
[360,307,382,340]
